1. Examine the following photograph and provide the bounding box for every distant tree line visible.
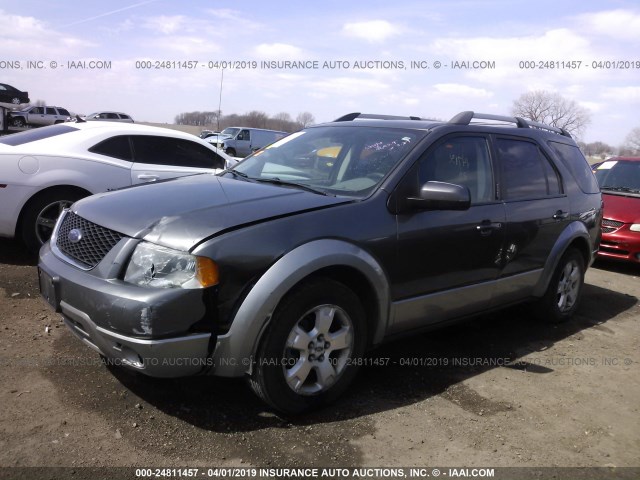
[174,110,315,133]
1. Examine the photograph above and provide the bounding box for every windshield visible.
[220,127,240,138]
[594,160,640,193]
[231,125,421,197]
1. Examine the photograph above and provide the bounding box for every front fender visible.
[532,221,592,297]
[210,239,390,377]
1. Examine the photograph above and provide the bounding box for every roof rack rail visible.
[448,111,572,138]
[334,112,423,122]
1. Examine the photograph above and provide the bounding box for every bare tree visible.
[244,110,269,128]
[272,112,292,130]
[511,90,591,137]
[624,127,640,155]
[296,111,315,128]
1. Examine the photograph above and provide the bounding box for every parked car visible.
[212,127,287,157]
[593,157,640,263]
[8,105,71,127]
[84,112,134,123]
[0,83,29,105]
[0,122,234,251]
[38,111,601,413]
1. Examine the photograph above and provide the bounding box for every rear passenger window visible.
[131,136,224,169]
[548,141,600,194]
[497,138,560,200]
[89,135,133,161]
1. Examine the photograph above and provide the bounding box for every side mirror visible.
[407,181,471,211]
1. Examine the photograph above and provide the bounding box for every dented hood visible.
[72,174,350,251]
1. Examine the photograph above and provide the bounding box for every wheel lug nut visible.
[318,355,325,362]
[324,342,330,349]
[309,354,316,361]
[308,342,315,349]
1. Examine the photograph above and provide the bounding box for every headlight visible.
[124,242,218,289]
[630,224,640,232]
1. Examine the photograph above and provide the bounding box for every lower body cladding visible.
[39,242,227,378]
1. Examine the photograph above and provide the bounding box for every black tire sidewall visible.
[252,278,367,414]
[21,189,84,252]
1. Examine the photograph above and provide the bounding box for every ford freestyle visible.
[39,112,602,413]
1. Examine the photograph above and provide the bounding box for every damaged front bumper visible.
[38,241,216,378]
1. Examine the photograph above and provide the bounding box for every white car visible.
[0,121,235,251]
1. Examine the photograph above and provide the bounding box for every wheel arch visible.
[532,221,593,298]
[211,239,391,377]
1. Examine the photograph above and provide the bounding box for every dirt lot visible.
[0,237,638,476]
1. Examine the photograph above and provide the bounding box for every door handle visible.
[476,220,502,236]
[553,210,569,220]
[137,174,159,181]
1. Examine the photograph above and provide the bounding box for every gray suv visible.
[39,112,602,413]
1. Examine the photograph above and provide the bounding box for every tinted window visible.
[89,136,133,161]
[548,141,600,194]
[58,108,70,116]
[0,124,78,146]
[45,107,56,115]
[119,114,131,120]
[419,136,494,203]
[497,138,559,200]
[31,107,43,114]
[131,136,223,169]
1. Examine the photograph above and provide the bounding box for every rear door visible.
[491,135,570,305]
[130,135,226,184]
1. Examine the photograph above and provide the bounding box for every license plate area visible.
[38,267,60,312]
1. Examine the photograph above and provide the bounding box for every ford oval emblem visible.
[68,228,83,244]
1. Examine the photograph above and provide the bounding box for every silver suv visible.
[10,105,71,127]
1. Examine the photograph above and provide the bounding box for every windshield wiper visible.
[253,177,332,196]
[223,169,249,179]
[601,186,640,193]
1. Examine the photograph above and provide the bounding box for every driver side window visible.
[418,136,494,204]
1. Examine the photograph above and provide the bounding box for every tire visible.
[225,148,236,157]
[534,248,585,323]
[20,189,86,252]
[12,117,25,128]
[249,278,367,414]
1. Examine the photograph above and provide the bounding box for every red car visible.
[593,157,640,263]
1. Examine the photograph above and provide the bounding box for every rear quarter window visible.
[548,141,600,194]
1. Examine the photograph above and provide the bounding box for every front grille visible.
[55,211,124,269]
[601,218,624,234]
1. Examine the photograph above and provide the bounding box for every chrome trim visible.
[50,209,94,271]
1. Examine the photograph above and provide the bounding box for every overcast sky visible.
[2,0,639,145]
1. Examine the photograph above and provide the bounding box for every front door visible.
[391,134,506,332]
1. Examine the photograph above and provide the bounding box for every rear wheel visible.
[249,278,367,414]
[225,148,236,157]
[20,189,86,252]
[534,248,585,323]
[12,117,25,128]
[11,97,21,105]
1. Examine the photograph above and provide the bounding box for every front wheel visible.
[249,278,367,414]
[225,148,236,157]
[11,97,21,105]
[534,248,585,323]
[12,117,25,128]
